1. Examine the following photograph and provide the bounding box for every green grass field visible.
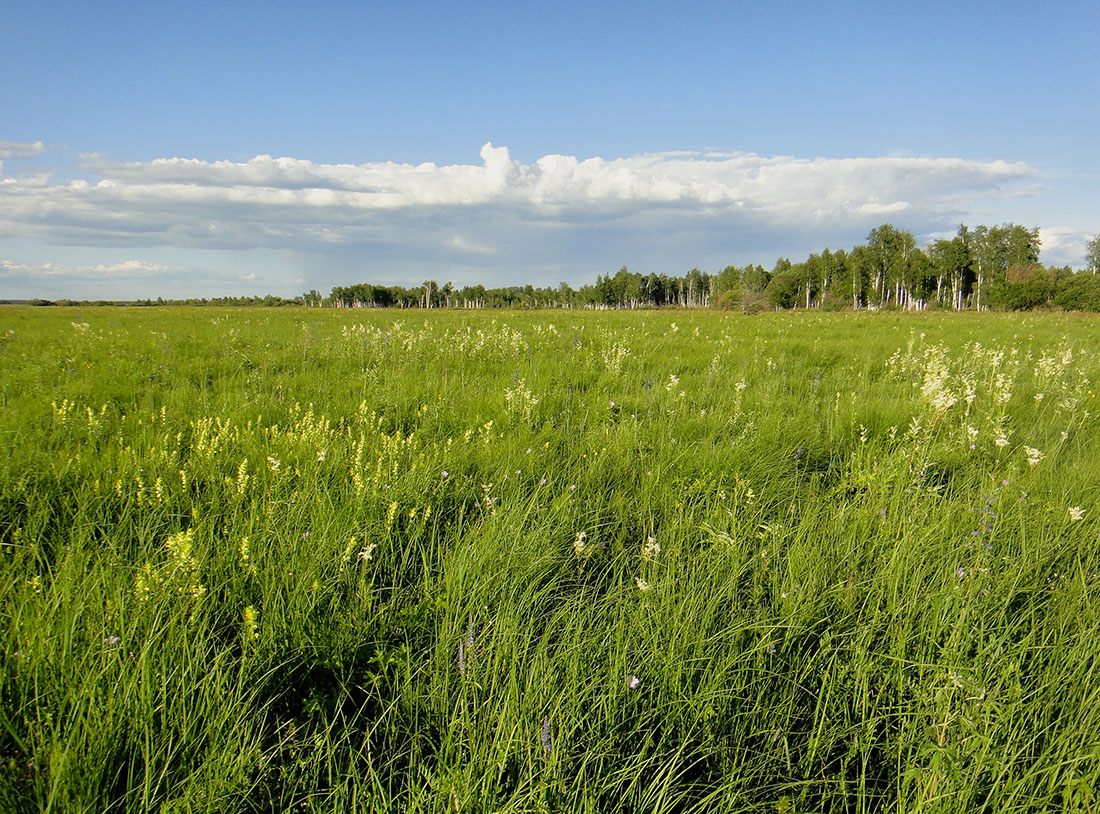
[3,307,1100,813]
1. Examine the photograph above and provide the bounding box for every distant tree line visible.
[325,225,1100,313]
[10,295,302,307]
[12,225,1099,311]
[325,270,729,311]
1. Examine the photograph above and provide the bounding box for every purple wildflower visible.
[540,716,552,754]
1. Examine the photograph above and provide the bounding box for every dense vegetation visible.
[327,224,1100,313]
[3,307,1100,812]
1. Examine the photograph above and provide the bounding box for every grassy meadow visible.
[2,306,1100,813]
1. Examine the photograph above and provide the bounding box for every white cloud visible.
[0,140,1059,295]
[0,142,1035,248]
[1038,226,1096,266]
[449,234,495,255]
[1,258,176,278]
[0,141,48,178]
[0,141,46,161]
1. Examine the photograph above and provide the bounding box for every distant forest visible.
[325,223,1100,313]
[19,222,1100,312]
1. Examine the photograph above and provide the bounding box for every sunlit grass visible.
[2,307,1100,812]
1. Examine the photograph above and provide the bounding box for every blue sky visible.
[2,0,1098,299]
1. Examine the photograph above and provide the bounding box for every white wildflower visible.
[963,380,976,406]
[573,531,588,557]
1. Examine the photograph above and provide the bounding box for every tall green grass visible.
[2,307,1100,812]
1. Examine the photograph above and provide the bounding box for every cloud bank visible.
[1,141,1037,246]
[0,138,1072,297]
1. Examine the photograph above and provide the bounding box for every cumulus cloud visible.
[1,258,177,278]
[1038,227,1096,266]
[0,141,46,161]
[0,140,48,179]
[0,142,1036,249]
[0,140,1054,295]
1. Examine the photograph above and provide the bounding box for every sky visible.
[2,0,1098,299]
